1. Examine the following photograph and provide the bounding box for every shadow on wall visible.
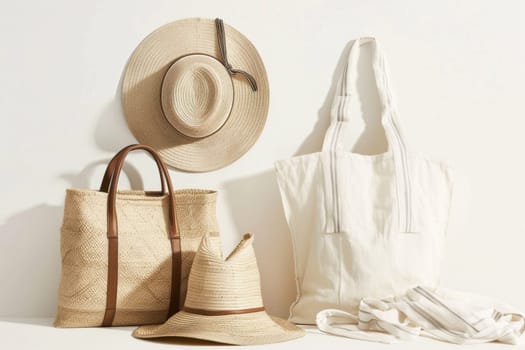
[294,39,387,157]
[223,171,296,319]
[0,24,135,322]
[61,159,144,190]
[0,204,62,317]
[94,58,136,153]
[0,160,143,319]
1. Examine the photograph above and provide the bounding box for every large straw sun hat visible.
[133,233,304,345]
[122,18,269,172]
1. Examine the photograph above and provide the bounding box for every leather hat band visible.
[182,306,265,316]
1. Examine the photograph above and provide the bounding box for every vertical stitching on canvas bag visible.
[330,62,347,233]
[376,48,412,232]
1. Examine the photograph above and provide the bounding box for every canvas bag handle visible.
[322,38,414,233]
[99,144,181,326]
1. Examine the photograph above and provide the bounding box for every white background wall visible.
[1,0,524,319]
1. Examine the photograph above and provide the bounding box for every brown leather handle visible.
[106,144,177,239]
[99,144,165,195]
[101,144,181,327]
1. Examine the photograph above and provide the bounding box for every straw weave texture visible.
[133,233,305,345]
[184,233,263,310]
[54,189,218,327]
[122,18,269,172]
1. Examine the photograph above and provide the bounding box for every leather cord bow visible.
[215,18,258,92]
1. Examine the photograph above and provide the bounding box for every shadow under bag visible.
[275,37,453,324]
[55,144,219,327]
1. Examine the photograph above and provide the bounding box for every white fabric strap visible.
[322,37,403,150]
[316,309,402,344]
[316,287,525,345]
[321,37,414,232]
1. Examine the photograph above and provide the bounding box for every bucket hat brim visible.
[133,310,304,345]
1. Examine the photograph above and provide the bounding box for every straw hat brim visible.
[122,18,269,172]
[132,310,304,345]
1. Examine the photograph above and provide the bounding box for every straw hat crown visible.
[122,18,269,172]
[133,232,305,345]
[184,233,263,311]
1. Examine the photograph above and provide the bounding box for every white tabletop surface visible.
[0,317,518,349]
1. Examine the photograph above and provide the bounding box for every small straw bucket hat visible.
[133,233,304,345]
[122,18,269,172]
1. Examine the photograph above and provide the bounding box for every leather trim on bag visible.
[168,235,181,316]
[100,144,180,326]
[102,236,118,326]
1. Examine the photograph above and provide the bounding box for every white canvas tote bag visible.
[275,37,454,324]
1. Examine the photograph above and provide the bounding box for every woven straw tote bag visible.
[55,144,219,327]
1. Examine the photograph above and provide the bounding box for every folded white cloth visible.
[316,286,525,345]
